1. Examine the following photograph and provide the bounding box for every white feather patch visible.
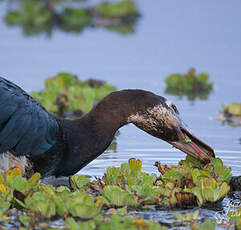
[0,151,30,176]
[127,104,180,129]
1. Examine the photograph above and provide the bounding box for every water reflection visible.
[4,0,140,36]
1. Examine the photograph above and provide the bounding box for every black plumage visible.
[0,77,59,156]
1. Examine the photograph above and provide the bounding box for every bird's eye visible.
[171,104,179,114]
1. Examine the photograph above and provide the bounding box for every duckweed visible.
[165,68,213,100]
[0,157,239,229]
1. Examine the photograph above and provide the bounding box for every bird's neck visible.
[56,91,140,176]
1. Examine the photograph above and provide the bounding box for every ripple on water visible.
[79,149,241,177]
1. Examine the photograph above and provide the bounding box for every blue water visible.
[0,0,240,179]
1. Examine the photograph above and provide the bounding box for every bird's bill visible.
[170,127,215,163]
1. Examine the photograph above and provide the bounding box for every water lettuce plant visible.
[0,157,238,229]
[30,72,116,117]
[70,157,232,209]
[96,0,138,19]
[222,103,241,116]
[66,215,167,230]
[5,0,52,36]
[4,0,140,36]
[165,68,213,100]
[216,103,241,127]
[228,208,241,230]
[59,8,93,32]
[191,219,216,230]
[173,210,199,222]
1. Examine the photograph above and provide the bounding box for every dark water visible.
[0,0,241,227]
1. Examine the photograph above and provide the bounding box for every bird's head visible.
[127,91,215,163]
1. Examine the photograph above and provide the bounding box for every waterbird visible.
[0,77,215,177]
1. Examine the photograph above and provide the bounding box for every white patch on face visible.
[165,100,180,115]
[127,112,159,131]
[127,103,180,130]
[165,100,173,108]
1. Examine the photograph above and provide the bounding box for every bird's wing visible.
[0,77,59,156]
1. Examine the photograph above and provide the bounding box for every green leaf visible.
[8,176,28,192]
[102,185,138,207]
[25,191,56,218]
[19,215,31,226]
[227,103,241,115]
[210,157,232,183]
[27,173,40,187]
[191,219,216,230]
[197,73,209,84]
[173,210,199,222]
[66,218,80,230]
[96,0,137,19]
[70,175,90,191]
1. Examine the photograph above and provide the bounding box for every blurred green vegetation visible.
[222,103,241,116]
[216,103,241,127]
[4,0,140,36]
[30,72,116,117]
[96,0,137,19]
[59,8,93,32]
[5,0,52,36]
[165,68,213,101]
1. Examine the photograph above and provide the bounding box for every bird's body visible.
[0,77,215,178]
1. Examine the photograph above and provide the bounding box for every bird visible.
[0,76,215,178]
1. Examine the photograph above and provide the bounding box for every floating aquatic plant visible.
[4,0,140,36]
[216,103,241,127]
[165,68,213,100]
[59,8,93,32]
[0,157,238,229]
[5,0,52,36]
[154,156,232,207]
[99,185,138,207]
[173,210,199,222]
[228,208,241,230]
[70,175,91,191]
[81,156,232,209]
[191,219,216,230]
[66,215,167,230]
[30,72,117,117]
[96,0,138,19]
[189,177,230,206]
